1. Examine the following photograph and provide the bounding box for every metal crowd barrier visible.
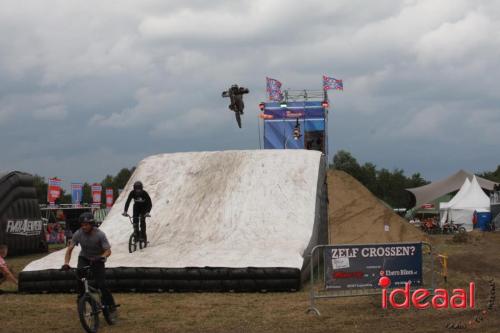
[306,242,435,316]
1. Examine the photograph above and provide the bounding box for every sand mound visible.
[328,170,427,244]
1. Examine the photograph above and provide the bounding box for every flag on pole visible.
[105,188,114,208]
[47,178,62,204]
[71,182,83,206]
[91,183,102,208]
[323,75,343,91]
[266,77,284,101]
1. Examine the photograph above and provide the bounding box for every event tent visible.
[441,176,490,231]
[439,178,470,227]
[407,170,497,208]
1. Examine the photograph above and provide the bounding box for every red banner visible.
[47,178,62,204]
[105,188,114,208]
[91,183,102,207]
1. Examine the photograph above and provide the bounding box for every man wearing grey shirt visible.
[62,212,115,310]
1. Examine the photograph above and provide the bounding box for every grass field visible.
[1,233,500,333]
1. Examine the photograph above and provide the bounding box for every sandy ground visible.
[328,170,428,244]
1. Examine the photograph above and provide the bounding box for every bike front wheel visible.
[128,233,137,253]
[78,295,100,333]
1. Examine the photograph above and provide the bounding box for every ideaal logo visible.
[5,219,43,236]
[378,272,475,309]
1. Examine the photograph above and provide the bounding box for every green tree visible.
[479,165,500,183]
[332,150,362,179]
[330,150,429,209]
[114,168,135,190]
[33,175,48,204]
[82,182,92,204]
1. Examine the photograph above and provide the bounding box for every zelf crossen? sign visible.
[324,243,423,290]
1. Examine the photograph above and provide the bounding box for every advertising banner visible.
[324,243,423,290]
[91,183,102,207]
[105,188,114,208]
[71,182,83,206]
[47,177,62,204]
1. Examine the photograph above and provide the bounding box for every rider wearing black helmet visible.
[62,212,115,310]
[122,181,152,241]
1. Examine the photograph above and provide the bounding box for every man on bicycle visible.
[222,84,249,114]
[122,181,152,242]
[62,212,115,311]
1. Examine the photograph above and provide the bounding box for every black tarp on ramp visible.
[20,267,301,293]
[0,171,46,256]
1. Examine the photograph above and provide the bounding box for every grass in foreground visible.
[1,233,500,333]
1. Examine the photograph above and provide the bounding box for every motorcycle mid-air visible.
[222,84,249,128]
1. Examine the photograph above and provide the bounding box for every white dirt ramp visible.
[21,150,328,292]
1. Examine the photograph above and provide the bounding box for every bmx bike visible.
[124,213,150,253]
[76,265,119,333]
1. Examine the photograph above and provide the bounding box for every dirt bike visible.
[442,221,466,234]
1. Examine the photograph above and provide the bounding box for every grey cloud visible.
[1,0,500,183]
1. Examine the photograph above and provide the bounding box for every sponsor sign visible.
[105,188,114,208]
[47,178,62,204]
[91,183,102,207]
[71,182,83,205]
[5,219,43,236]
[324,243,423,290]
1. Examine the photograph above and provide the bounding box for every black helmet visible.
[79,212,95,225]
[133,181,143,191]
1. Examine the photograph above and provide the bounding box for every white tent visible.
[446,176,490,231]
[439,178,470,227]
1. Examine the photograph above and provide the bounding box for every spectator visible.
[0,244,18,292]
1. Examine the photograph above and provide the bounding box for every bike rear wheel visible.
[78,295,100,333]
[128,233,137,253]
[139,234,147,249]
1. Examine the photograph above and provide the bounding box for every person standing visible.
[122,181,152,241]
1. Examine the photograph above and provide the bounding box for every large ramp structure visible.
[20,150,327,292]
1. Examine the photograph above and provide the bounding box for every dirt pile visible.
[327,170,427,244]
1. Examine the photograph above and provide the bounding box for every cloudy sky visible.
[1,0,500,187]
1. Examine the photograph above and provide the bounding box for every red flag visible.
[91,183,102,208]
[47,178,62,204]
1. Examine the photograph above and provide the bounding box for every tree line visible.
[330,150,429,209]
[33,167,135,206]
[330,150,500,209]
